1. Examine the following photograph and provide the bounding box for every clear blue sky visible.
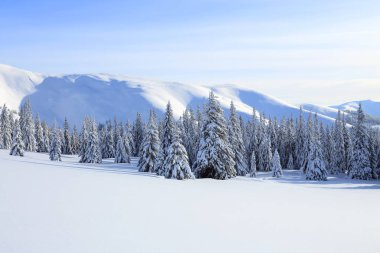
[1,0,380,105]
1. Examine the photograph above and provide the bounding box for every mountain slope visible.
[0,64,336,126]
[332,100,380,118]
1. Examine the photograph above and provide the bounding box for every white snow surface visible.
[1,149,380,253]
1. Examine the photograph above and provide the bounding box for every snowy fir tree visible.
[114,132,129,163]
[125,121,134,158]
[287,154,294,170]
[193,92,236,179]
[132,112,144,156]
[181,108,198,167]
[19,100,36,152]
[163,125,194,180]
[0,104,12,149]
[228,101,248,176]
[138,110,160,172]
[295,107,307,171]
[342,116,353,174]
[155,102,176,176]
[305,121,327,181]
[34,114,44,152]
[350,104,372,180]
[249,150,257,177]
[271,149,283,178]
[49,124,62,161]
[9,119,24,157]
[62,117,73,155]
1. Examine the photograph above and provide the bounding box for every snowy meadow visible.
[1,92,380,253]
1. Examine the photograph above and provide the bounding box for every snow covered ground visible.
[1,149,380,253]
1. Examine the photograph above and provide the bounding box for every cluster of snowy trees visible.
[1,93,379,181]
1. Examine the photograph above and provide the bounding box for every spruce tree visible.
[0,104,12,149]
[155,102,176,176]
[249,150,257,177]
[287,154,294,170]
[228,101,248,176]
[34,114,44,152]
[258,129,272,172]
[350,104,372,180]
[295,107,307,170]
[19,100,36,151]
[71,125,80,154]
[332,111,345,174]
[63,117,73,155]
[271,149,283,178]
[114,132,129,163]
[138,110,160,172]
[79,118,102,163]
[101,121,115,158]
[193,92,236,179]
[132,112,144,156]
[306,121,327,181]
[9,119,24,157]
[41,121,50,153]
[49,124,62,161]
[163,126,194,180]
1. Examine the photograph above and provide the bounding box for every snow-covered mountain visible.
[332,100,380,118]
[0,64,337,126]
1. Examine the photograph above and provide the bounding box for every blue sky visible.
[1,0,380,105]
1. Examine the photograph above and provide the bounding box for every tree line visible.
[1,92,379,181]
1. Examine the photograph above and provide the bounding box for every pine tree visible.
[114,132,129,163]
[125,121,134,158]
[295,107,307,170]
[132,112,144,156]
[62,117,73,155]
[193,92,236,179]
[138,110,160,172]
[9,119,24,156]
[155,102,176,176]
[34,114,44,152]
[306,121,327,181]
[79,118,102,163]
[49,124,62,161]
[182,108,198,167]
[79,117,90,162]
[0,104,12,149]
[249,150,257,177]
[163,126,194,180]
[342,116,353,175]
[271,149,283,178]
[350,104,372,180]
[228,101,248,176]
[323,127,334,173]
[19,100,36,151]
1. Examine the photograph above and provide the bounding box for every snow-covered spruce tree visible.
[114,132,129,163]
[228,101,248,176]
[62,117,73,155]
[258,129,272,172]
[295,107,307,170]
[332,111,345,174]
[249,150,257,177]
[132,112,144,156]
[138,110,160,172]
[342,116,353,175]
[0,104,12,149]
[305,121,327,181]
[71,125,79,154]
[193,92,236,179]
[287,154,294,170]
[84,118,102,163]
[9,119,24,157]
[155,102,176,176]
[163,125,194,180]
[19,99,36,151]
[59,129,64,154]
[41,121,50,153]
[125,121,134,158]
[368,129,379,179]
[181,108,198,167]
[350,104,372,180]
[323,126,334,173]
[271,149,283,178]
[49,124,62,161]
[101,121,115,158]
[79,117,90,162]
[247,108,258,169]
[34,114,44,152]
